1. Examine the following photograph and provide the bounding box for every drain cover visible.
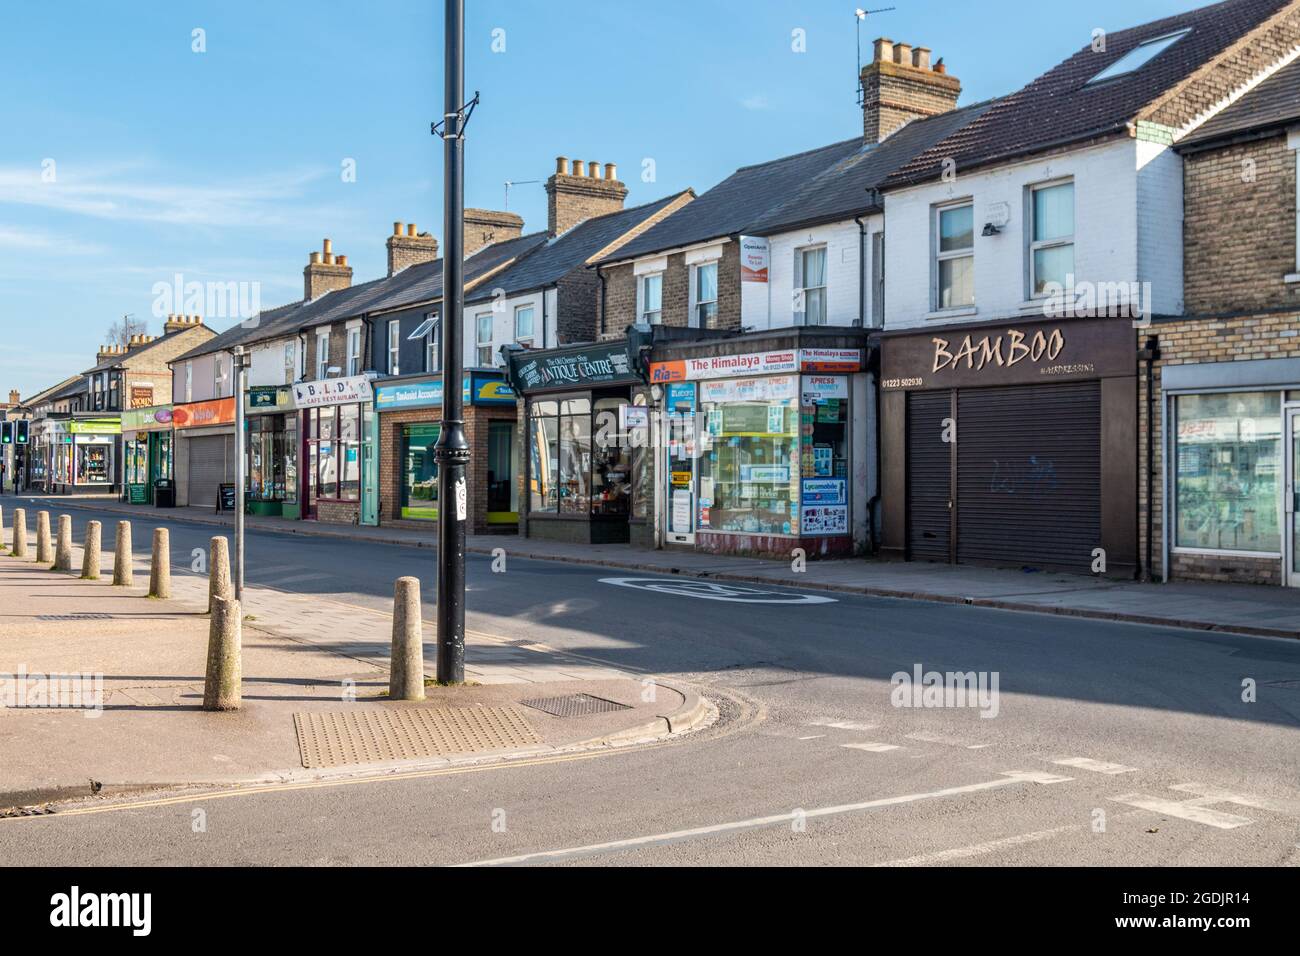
[293,706,539,769]
[36,613,113,621]
[520,693,631,718]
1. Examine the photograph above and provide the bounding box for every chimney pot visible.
[394,221,404,236]
[588,161,600,178]
[605,162,618,181]
[912,47,931,70]
[322,238,333,256]
[556,156,569,175]
[873,37,894,63]
[407,223,416,237]
[893,42,912,65]
[572,159,586,177]
[337,254,348,267]
[934,57,946,74]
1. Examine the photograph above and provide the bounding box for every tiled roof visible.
[885,0,1293,188]
[745,99,1001,235]
[466,192,690,304]
[21,375,83,407]
[600,138,864,263]
[172,300,307,364]
[1177,53,1300,148]
[48,376,88,401]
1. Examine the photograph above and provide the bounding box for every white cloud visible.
[740,94,770,111]
[0,225,105,256]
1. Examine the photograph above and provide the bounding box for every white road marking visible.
[798,735,826,741]
[843,742,901,753]
[905,730,985,749]
[873,825,1079,867]
[808,720,878,732]
[1052,757,1138,775]
[456,770,1074,866]
[1109,793,1254,829]
[598,577,837,604]
[1169,784,1300,816]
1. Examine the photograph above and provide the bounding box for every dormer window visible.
[1087,29,1191,85]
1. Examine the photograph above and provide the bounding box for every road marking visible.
[842,742,901,753]
[455,770,1074,866]
[1169,783,1300,816]
[905,730,986,749]
[808,720,878,731]
[873,825,1079,866]
[1052,757,1138,775]
[1109,793,1254,829]
[598,577,837,604]
[797,735,826,740]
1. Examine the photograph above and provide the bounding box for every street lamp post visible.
[233,345,247,600]
[434,0,468,684]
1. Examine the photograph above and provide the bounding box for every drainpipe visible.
[541,288,549,348]
[598,269,607,338]
[1138,335,1160,582]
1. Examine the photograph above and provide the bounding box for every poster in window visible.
[800,504,848,534]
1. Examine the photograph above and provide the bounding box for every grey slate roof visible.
[48,376,88,401]
[745,99,1001,236]
[885,0,1293,188]
[599,138,865,264]
[172,300,307,364]
[21,375,83,408]
[1177,54,1300,149]
[466,192,689,305]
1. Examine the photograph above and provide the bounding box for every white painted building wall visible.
[462,287,557,369]
[248,336,298,387]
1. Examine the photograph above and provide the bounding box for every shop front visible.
[508,341,650,546]
[374,370,518,534]
[47,418,121,494]
[648,330,870,559]
[28,419,56,491]
[172,397,236,509]
[878,317,1136,576]
[121,406,174,505]
[245,386,299,519]
[292,374,375,526]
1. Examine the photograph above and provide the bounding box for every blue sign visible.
[801,478,846,505]
[375,373,515,411]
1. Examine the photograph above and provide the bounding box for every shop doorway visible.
[1286,407,1300,588]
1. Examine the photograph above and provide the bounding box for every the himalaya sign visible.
[292,375,373,409]
[510,344,638,392]
[650,348,863,383]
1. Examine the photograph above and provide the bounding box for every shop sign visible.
[620,406,649,430]
[121,406,174,432]
[740,236,769,283]
[800,504,848,535]
[801,375,848,404]
[172,397,236,430]
[129,386,155,409]
[798,349,862,373]
[375,374,517,412]
[509,344,638,391]
[470,374,516,405]
[740,464,789,483]
[247,386,293,412]
[700,375,798,404]
[293,375,373,409]
[801,478,846,505]
[69,419,121,435]
[651,350,798,383]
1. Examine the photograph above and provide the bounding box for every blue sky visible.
[2,0,1201,398]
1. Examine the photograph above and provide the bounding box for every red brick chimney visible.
[861,38,961,143]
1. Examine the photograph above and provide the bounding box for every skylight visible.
[1087,29,1191,84]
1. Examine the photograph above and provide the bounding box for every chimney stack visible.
[8,389,20,406]
[164,313,204,334]
[96,343,125,364]
[304,238,353,301]
[387,220,440,277]
[861,38,961,143]
[463,208,525,257]
[544,154,629,237]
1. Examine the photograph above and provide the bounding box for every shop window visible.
[78,443,112,484]
[401,423,440,520]
[1174,392,1281,553]
[1030,180,1075,295]
[308,405,361,502]
[631,392,651,520]
[247,417,290,502]
[935,202,974,309]
[528,395,624,516]
[487,421,518,520]
[699,392,799,535]
[592,397,632,516]
[529,400,559,512]
[558,397,592,514]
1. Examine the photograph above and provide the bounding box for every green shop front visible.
[507,341,652,546]
[51,417,122,493]
[122,406,175,505]
[245,385,300,519]
[375,370,519,534]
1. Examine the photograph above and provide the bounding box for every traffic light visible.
[15,420,27,444]
[1,421,11,445]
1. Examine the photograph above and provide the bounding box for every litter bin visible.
[153,478,176,508]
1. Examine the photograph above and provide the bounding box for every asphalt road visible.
[4,496,1300,866]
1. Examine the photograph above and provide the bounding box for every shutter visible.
[956,382,1100,569]
[187,435,233,508]
[906,390,952,561]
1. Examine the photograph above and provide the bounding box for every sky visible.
[1,0,1205,399]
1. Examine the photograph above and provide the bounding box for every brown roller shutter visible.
[906,390,952,562]
[956,382,1100,570]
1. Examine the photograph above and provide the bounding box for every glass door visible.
[1287,408,1300,587]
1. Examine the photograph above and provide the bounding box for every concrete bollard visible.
[80,520,102,580]
[203,595,242,711]
[208,536,232,614]
[12,508,27,558]
[148,527,170,599]
[113,521,133,586]
[54,515,73,572]
[36,511,53,565]
[389,576,426,701]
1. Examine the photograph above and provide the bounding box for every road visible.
[3,496,1300,866]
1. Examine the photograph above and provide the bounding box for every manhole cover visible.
[520,693,631,718]
[35,613,113,621]
[293,706,538,769]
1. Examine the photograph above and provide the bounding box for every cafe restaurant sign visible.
[509,344,639,392]
[880,319,1133,390]
[292,375,374,409]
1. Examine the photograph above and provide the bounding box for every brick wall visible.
[546,167,628,237]
[555,268,600,344]
[598,243,742,340]
[303,322,358,379]
[1183,134,1299,313]
[860,43,961,143]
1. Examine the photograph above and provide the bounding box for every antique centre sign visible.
[509,344,639,392]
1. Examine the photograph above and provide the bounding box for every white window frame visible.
[934,200,975,312]
[387,320,401,375]
[184,362,193,402]
[346,327,362,376]
[795,245,828,326]
[638,273,663,325]
[514,304,535,348]
[1288,129,1300,282]
[316,330,329,380]
[692,262,718,328]
[476,312,494,366]
[426,321,438,373]
[213,356,224,397]
[1028,179,1075,298]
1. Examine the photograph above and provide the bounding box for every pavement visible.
[16,492,1300,641]
[0,523,709,808]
